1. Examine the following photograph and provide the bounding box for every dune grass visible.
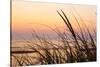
[11,10,96,66]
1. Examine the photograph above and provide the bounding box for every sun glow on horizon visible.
[12,0,96,39]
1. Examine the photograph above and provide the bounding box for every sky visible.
[12,0,96,40]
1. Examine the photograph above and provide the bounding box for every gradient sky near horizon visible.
[12,0,96,40]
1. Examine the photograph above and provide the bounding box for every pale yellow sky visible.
[12,0,96,39]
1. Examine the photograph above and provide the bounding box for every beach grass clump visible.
[11,10,96,66]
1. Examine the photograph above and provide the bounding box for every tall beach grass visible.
[11,10,96,66]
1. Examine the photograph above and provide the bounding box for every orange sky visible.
[12,0,96,39]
